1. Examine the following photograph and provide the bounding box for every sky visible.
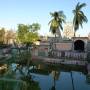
[0,0,90,36]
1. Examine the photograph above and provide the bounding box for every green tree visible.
[49,11,66,38]
[17,23,40,44]
[30,23,40,32]
[73,2,88,36]
[17,24,30,43]
[25,32,39,43]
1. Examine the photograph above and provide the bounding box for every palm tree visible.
[73,2,88,36]
[48,11,66,53]
[49,11,66,38]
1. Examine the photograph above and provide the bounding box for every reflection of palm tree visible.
[51,71,56,90]
[51,71,60,90]
[70,71,75,90]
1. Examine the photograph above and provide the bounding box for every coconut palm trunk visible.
[56,29,62,38]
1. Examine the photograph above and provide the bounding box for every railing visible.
[51,50,87,60]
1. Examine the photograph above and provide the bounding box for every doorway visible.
[74,40,84,52]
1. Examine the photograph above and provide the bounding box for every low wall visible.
[51,50,87,60]
[32,45,49,57]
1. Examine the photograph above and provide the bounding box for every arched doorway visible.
[74,40,84,52]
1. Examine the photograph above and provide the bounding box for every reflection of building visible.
[63,22,74,39]
[86,74,90,84]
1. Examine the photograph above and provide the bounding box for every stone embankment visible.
[87,64,90,75]
[32,56,87,66]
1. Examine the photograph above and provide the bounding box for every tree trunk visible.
[73,19,76,37]
[55,33,56,50]
[56,29,62,38]
[74,31,76,37]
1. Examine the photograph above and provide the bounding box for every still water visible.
[30,65,90,90]
[3,63,90,90]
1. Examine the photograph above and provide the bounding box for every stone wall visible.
[87,41,90,51]
[55,42,72,51]
[32,45,49,57]
[87,41,90,62]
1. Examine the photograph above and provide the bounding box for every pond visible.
[30,64,90,90]
[0,62,90,90]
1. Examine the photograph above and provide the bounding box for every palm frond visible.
[49,11,66,36]
[78,3,86,10]
[73,2,88,32]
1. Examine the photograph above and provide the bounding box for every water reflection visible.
[70,71,75,90]
[86,74,90,84]
[0,63,40,90]
[1,63,90,90]
[50,71,60,90]
[30,64,90,90]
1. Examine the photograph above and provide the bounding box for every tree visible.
[49,11,66,38]
[5,30,16,44]
[48,11,66,53]
[0,28,5,44]
[17,24,30,43]
[73,2,88,36]
[25,23,40,44]
[30,23,40,32]
[17,23,40,44]
[25,32,39,43]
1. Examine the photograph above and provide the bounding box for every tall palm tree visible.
[49,11,66,38]
[73,2,88,36]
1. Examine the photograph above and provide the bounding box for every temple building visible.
[63,22,74,39]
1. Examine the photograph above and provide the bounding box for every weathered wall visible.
[87,41,90,51]
[32,45,49,57]
[87,41,90,62]
[38,45,49,57]
[55,42,72,51]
